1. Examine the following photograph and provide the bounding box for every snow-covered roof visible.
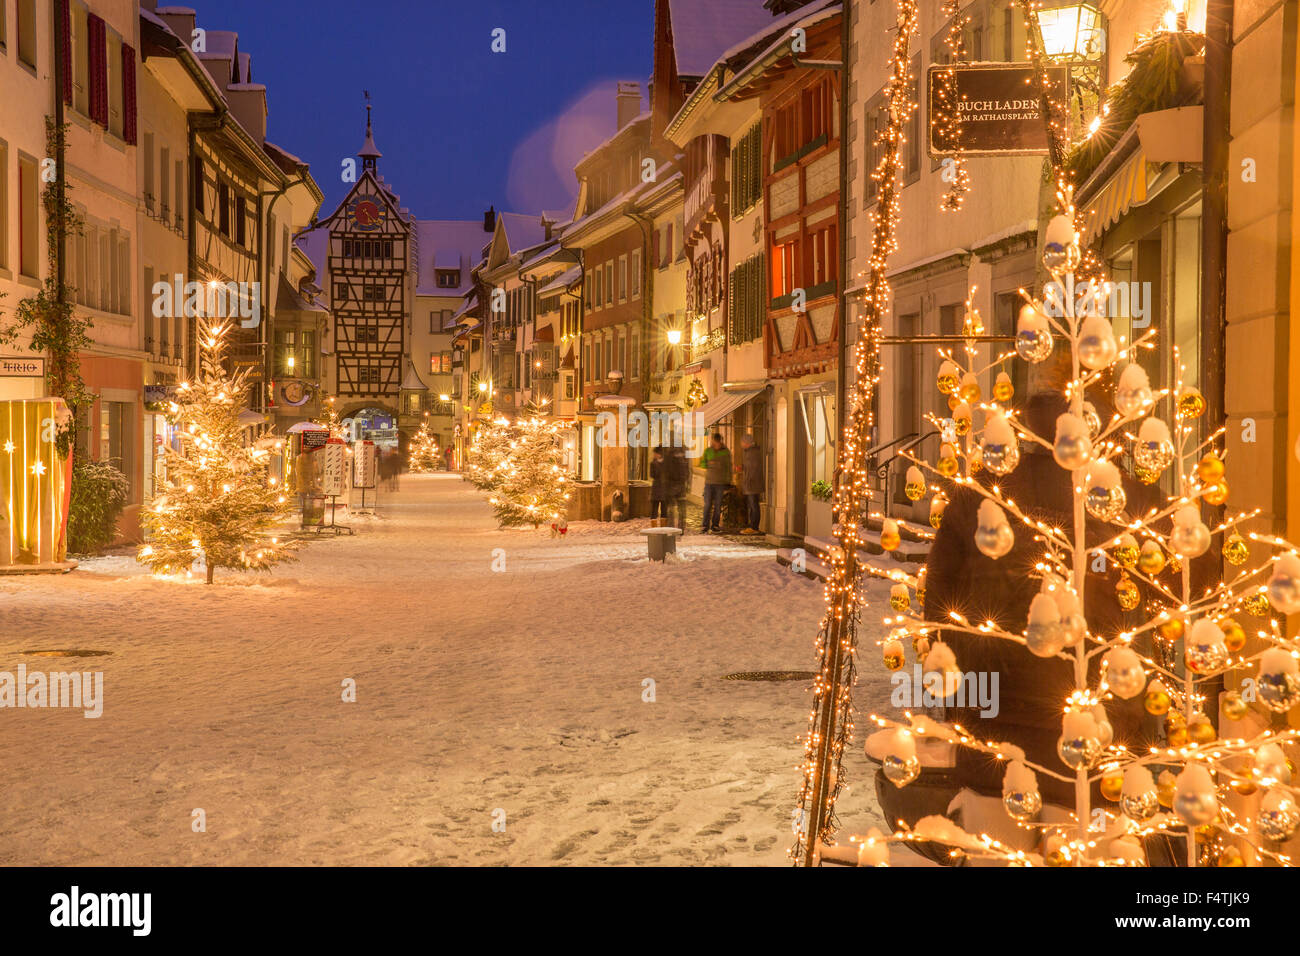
[715,0,838,66]
[496,212,549,254]
[669,0,777,77]
[415,220,487,296]
[538,265,582,296]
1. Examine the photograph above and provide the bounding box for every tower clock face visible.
[347,195,386,231]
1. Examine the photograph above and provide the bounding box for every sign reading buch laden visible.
[927,63,1069,156]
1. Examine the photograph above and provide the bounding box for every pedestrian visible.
[737,433,763,535]
[665,443,690,531]
[698,432,731,534]
[649,447,670,522]
[444,444,455,472]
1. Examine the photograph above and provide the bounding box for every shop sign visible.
[0,356,45,378]
[927,63,1069,156]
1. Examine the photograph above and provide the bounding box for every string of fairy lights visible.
[934,0,972,212]
[792,0,919,867]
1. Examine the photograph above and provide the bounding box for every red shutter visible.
[59,0,73,106]
[122,44,137,145]
[88,14,107,127]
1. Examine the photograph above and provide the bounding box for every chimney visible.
[616,81,641,131]
[483,205,496,233]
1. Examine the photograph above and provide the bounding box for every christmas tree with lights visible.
[794,0,1300,868]
[138,316,297,585]
[464,416,514,492]
[485,414,570,529]
[408,413,441,472]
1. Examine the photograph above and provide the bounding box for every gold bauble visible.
[917,587,926,607]
[967,447,983,473]
[1189,714,1216,745]
[959,381,981,404]
[904,480,925,501]
[1157,779,1176,808]
[1167,551,1182,575]
[1157,617,1185,642]
[1203,481,1228,506]
[1045,847,1070,867]
[1137,541,1167,576]
[1100,770,1124,801]
[1116,573,1140,611]
[953,415,971,437]
[1165,713,1189,748]
[1224,533,1249,566]
[912,635,931,659]
[947,395,960,411]
[889,588,910,611]
[937,455,958,478]
[1198,453,1225,484]
[1222,618,1247,653]
[1222,690,1248,721]
[1178,387,1206,419]
[1230,774,1257,796]
[993,377,1014,403]
[1244,592,1272,617]
[1144,681,1171,716]
[881,531,902,552]
[883,648,904,671]
[1135,463,1160,485]
[937,371,959,395]
[1217,846,1245,867]
[929,495,948,528]
[1114,541,1139,569]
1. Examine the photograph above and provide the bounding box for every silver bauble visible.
[1059,614,1087,648]
[1134,439,1175,473]
[1120,790,1159,823]
[1057,733,1102,771]
[1042,215,1078,270]
[1054,433,1092,470]
[1267,570,1300,615]
[1185,637,1229,675]
[981,440,1020,476]
[1104,653,1146,699]
[1258,670,1300,713]
[1085,483,1127,521]
[1078,320,1118,371]
[974,522,1014,559]
[1025,620,1066,658]
[1114,385,1152,418]
[1170,520,1211,559]
[1174,790,1219,826]
[1257,792,1300,842]
[882,753,921,788]
[1003,789,1042,822]
[1082,402,1102,438]
[1016,327,1053,363]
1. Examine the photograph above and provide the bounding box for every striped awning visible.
[1081,147,1154,245]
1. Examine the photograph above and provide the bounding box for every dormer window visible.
[436,270,460,288]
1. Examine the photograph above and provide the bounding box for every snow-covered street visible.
[0,474,891,865]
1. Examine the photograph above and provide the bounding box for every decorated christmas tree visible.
[464,416,514,491]
[407,413,441,472]
[794,0,1300,868]
[138,316,298,584]
[312,391,342,436]
[470,413,569,529]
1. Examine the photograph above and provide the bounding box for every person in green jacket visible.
[698,433,732,533]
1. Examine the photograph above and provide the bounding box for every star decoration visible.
[3,441,13,454]
[31,460,46,477]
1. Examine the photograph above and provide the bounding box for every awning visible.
[695,387,763,428]
[287,421,327,433]
[1081,146,1154,245]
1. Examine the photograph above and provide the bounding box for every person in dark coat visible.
[665,444,689,530]
[738,434,764,534]
[649,447,670,520]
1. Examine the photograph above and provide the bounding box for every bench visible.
[641,527,683,562]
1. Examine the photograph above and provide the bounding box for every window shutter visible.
[88,14,107,127]
[122,43,138,145]
[665,223,672,265]
[59,0,73,106]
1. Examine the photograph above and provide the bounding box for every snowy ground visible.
[0,474,896,866]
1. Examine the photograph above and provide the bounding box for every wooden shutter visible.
[87,14,107,127]
[122,43,137,145]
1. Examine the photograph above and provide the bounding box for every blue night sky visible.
[201,0,654,222]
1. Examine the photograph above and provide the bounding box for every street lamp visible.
[1037,3,1104,60]
[666,328,683,346]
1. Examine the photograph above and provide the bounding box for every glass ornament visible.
[1143,679,1171,716]
[1221,618,1246,653]
[958,373,980,404]
[1257,650,1300,712]
[1185,620,1229,674]
[967,445,983,473]
[1178,387,1206,419]
[1100,768,1124,802]
[1113,534,1139,568]
[1025,593,1065,658]
[1081,401,1102,439]
[1137,540,1166,576]
[882,639,905,671]
[1121,790,1159,823]
[929,494,948,529]
[1198,452,1225,484]
[1170,507,1211,558]
[1053,413,1092,470]
[1222,690,1248,721]
[1156,771,1177,808]
[1057,734,1101,771]
[880,519,902,552]
[1203,482,1228,506]
[1157,617,1185,642]
[1134,463,1160,485]
[1244,592,1272,617]
[952,403,972,436]
[1078,316,1118,370]
[1188,714,1216,745]
[1103,647,1146,698]
[904,465,925,501]
[1257,791,1300,842]
[911,634,931,660]
[1114,364,1153,417]
[1115,572,1140,611]
[888,583,909,611]
[882,753,921,788]
[1134,418,1175,473]
[1086,483,1126,521]
[981,410,1020,476]
[1002,789,1042,822]
[936,360,960,395]
[1224,533,1249,566]
[1015,303,1053,363]
[1042,214,1077,270]
[1173,765,1219,826]
[993,372,1013,403]
[1267,554,1300,614]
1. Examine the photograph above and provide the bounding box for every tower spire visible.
[358,91,382,172]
